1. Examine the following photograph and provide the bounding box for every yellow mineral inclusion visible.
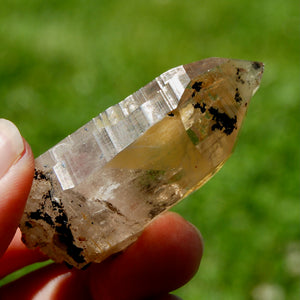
[107,59,263,202]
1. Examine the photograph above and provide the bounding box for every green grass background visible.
[0,0,299,299]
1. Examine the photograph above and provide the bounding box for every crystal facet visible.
[20,58,264,268]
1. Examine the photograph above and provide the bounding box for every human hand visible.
[0,119,203,300]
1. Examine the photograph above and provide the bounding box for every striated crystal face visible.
[20,58,264,268]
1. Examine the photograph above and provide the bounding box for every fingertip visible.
[0,139,34,257]
[0,264,73,300]
[140,211,204,283]
[0,229,48,279]
[89,212,203,300]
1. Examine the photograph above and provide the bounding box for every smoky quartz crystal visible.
[20,58,264,268]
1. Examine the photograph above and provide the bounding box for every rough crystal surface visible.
[19,58,264,268]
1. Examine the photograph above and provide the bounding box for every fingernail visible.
[0,119,24,178]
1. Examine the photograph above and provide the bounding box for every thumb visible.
[0,119,34,257]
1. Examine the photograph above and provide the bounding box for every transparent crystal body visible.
[20,58,264,268]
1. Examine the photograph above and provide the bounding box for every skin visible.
[0,135,203,300]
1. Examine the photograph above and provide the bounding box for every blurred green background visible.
[0,0,299,299]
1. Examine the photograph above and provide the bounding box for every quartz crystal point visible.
[20,58,264,268]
